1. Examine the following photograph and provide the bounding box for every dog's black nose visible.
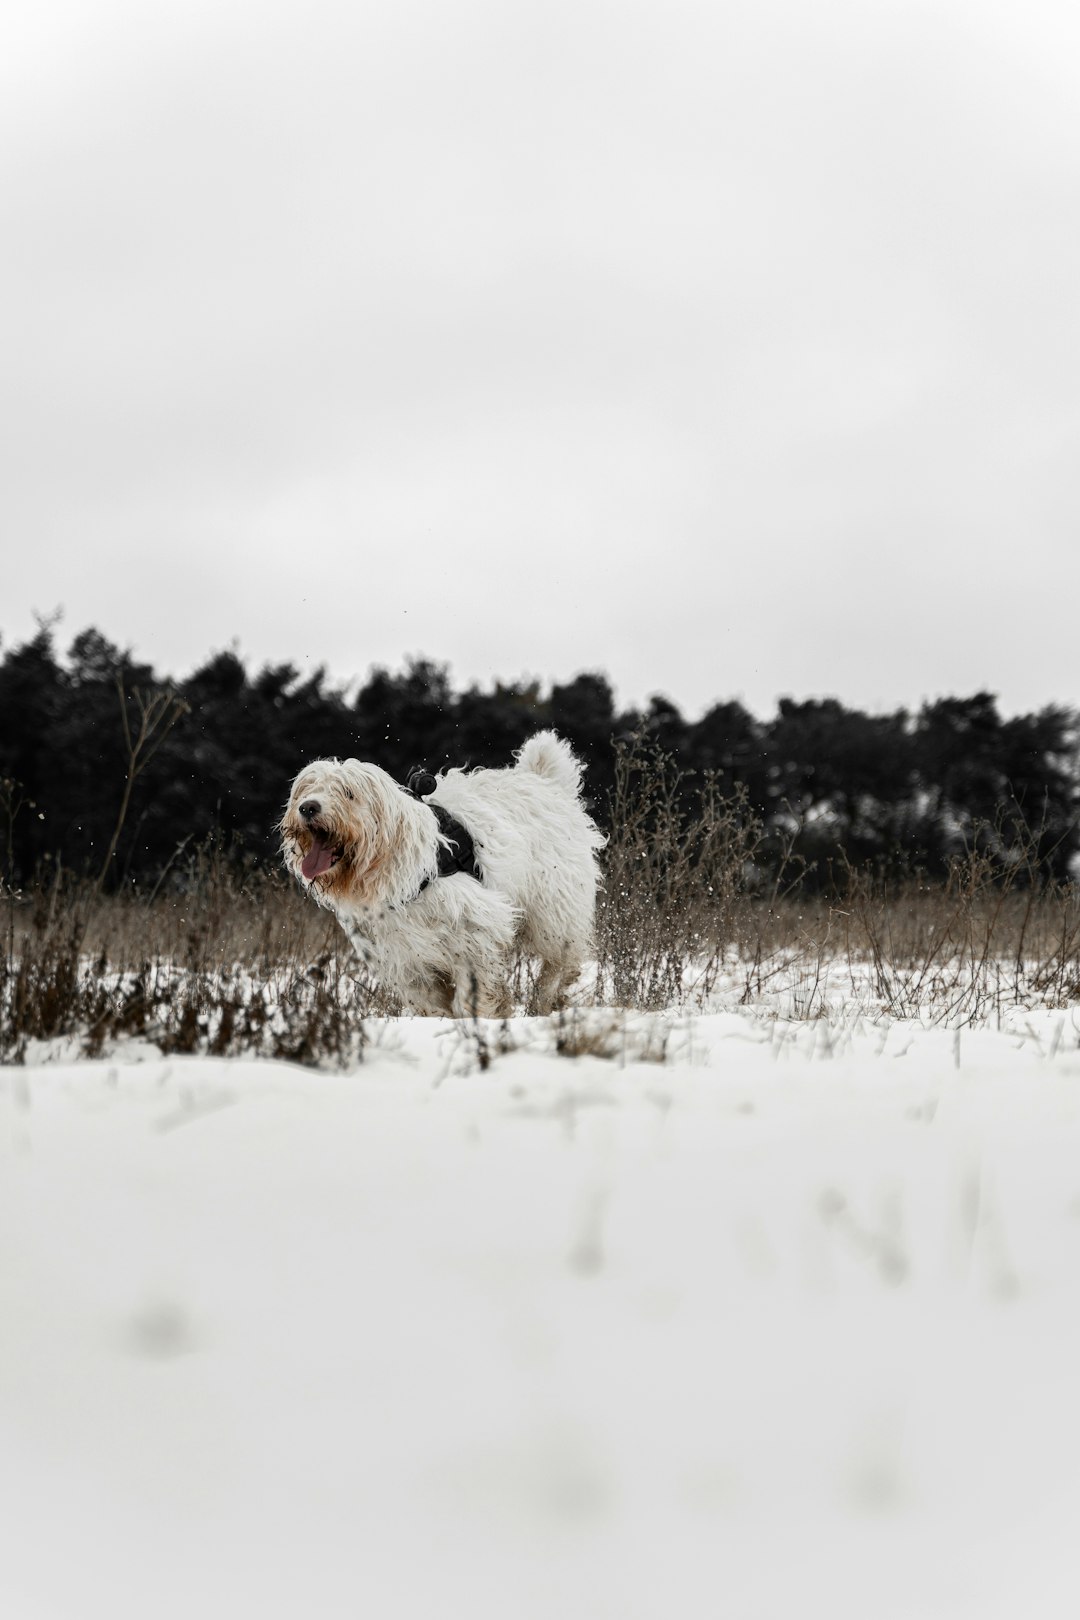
[299,799,321,820]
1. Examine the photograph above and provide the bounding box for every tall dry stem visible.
[95,678,190,891]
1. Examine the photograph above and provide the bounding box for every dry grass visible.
[832,858,1080,1023]
[550,1007,676,1064]
[0,851,392,1067]
[594,732,1080,1026]
[3,741,1079,1063]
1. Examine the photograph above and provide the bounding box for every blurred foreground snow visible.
[4,1008,1080,1619]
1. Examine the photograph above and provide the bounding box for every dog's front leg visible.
[451,960,513,1020]
[341,917,377,972]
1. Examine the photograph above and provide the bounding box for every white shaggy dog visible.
[280,732,605,1017]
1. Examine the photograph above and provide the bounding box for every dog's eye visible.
[344,788,354,800]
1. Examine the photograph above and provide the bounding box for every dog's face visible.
[279,758,407,903]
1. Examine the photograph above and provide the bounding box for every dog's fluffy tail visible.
[516,730,584,795]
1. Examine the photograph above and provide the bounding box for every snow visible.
[4,1008,1080,1618]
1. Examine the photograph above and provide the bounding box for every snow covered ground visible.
[4,1006,1080,1619]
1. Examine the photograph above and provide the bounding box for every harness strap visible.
[420,803,482,890]
[404,767,482,891]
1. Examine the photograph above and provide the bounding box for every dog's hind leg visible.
[532,955,585,1016]
[409,971,457,1017]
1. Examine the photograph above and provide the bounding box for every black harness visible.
[405,768,482,892]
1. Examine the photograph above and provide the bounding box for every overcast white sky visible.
[3,0,1078,719]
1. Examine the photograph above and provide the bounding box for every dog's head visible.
[279,758,416,905]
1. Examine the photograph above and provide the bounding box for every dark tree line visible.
[1,624,1076,890]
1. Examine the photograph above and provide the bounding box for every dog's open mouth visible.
[301,829,345,881]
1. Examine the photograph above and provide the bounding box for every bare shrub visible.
[595,732,764,1009]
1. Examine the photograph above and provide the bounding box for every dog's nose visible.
[299,799,321,821]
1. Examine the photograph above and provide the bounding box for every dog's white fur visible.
[280,732,605,1016]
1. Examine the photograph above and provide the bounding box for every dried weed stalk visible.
[595,732,764,1009]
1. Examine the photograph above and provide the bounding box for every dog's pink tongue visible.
[301,833,336,881]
